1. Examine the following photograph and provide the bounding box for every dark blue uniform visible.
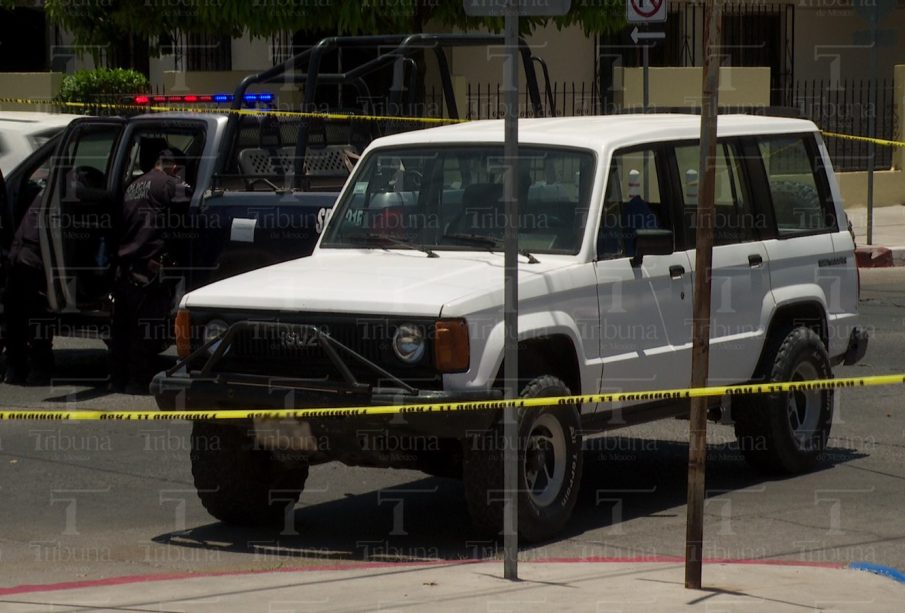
[110,165,191,392]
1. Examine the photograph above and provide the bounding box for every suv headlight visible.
[392,323,426,364]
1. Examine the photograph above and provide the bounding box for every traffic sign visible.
[631,27,665,44]
[464,0,571,16]
[627,0,667,23]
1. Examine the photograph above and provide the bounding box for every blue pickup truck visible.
[0,33,552,345]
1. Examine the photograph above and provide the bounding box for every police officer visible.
[110,149,191,393]
[3,187,54,385]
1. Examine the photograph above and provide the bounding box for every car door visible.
[2,135,59,253]
[672,139,774,386]
[594,145,694,407]
[40,118,126,313]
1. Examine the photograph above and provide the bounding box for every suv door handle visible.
[669,264,685,278]
[748,254,763,267]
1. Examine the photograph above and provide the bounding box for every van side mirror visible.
[632,229,674,266]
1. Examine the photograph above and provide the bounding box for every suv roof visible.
[370,114,820,153]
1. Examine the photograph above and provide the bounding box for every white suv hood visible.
[184,249,571,317]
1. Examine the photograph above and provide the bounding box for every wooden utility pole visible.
[685,0,721,590]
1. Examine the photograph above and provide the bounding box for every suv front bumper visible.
[841,325,869,366]
[150,321,502,441]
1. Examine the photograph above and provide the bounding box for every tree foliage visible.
[44,0,624,52]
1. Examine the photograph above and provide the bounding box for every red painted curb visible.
[855,246,894,268]
[0,558,846,597]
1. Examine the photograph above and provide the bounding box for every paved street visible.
[1,268,904,589]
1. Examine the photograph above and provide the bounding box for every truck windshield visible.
[321,146,596,255]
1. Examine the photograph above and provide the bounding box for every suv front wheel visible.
[734,326,833,474]
[463,375,583,542]
[191,420,309,526]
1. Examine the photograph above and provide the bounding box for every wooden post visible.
[685,0,721,591]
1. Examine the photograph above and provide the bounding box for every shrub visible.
[57,68,150,106]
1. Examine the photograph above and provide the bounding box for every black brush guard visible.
[150,321,501,439]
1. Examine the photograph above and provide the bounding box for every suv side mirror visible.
[632,229,674,265]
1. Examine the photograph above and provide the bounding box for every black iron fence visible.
[778,78,897,172]
[463,77,897,172]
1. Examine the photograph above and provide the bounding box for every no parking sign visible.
[627,0,667,23]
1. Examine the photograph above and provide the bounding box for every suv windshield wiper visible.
[345,232,438,258]
[442,233,540,264]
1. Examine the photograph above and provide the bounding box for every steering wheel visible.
[398,169,422,191]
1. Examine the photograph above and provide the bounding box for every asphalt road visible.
[1,268,904,588]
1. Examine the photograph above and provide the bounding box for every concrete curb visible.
[856,246,894,267]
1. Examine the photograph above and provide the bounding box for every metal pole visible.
[685,0,721,591]
[643,43,650,111]
[866,5,878,245]
[502,0,520,582]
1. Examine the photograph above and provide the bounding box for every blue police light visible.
[258,93,274,103]
[244,94,259,103]
[213,94,231,103]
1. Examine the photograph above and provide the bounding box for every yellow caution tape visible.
[821,131,905,149]
[0,96,465,125]
[0,373,901,421]
[6,96,905,140]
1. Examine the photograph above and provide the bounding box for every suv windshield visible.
[321,146,596,255]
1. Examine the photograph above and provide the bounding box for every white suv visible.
[153,114,867,540]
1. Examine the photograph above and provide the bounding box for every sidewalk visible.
[1,559,903,612]
[847,205,905,267]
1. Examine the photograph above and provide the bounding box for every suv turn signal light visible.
[434,319,469,373]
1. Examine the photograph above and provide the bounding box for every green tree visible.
[44,0,624,69]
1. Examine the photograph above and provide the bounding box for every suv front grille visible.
[196,314,442,389]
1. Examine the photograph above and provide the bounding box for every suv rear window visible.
[758,135,836,237]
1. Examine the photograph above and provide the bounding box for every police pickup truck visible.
[0,34,552,347]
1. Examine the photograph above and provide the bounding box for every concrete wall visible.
[837,170,905,209]
[0,73,63,111]
[614,67,771,108]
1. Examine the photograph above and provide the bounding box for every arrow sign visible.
[631,27,666,44]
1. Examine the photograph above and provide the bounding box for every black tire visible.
[734,327,833,474]
[190,420,309,526]
[463,375,583,542]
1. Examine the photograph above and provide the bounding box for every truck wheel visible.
[734,327,833,474]
[190,420,309,526]
[463,375,582,542]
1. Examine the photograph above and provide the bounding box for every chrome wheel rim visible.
[787,361,822,449]
[524,413,567,507]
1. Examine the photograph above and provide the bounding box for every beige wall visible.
[837,170,905,209]
[615,67,771,108]
[0,73,64,111]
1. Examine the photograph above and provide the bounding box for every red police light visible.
[133,95,150,105]
[167,95,183,102]
[152,96,167,103]
[183,95,198,103]
[199,95,213,102]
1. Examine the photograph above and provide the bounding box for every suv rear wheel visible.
[191,420,309,526]
[463,375,583,542]
[734,326,833,474]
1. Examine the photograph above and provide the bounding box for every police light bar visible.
[130,93,274,105]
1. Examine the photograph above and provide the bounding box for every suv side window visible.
[674,140,756,246]
[758,135,836,237]
[597,147,670,259]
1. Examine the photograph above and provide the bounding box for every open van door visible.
[39,118,126,313]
